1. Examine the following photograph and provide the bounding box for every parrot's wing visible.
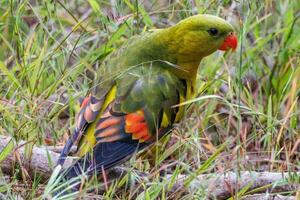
[61,64,186,179]
[112,65,186,136]
[57,82,112,166]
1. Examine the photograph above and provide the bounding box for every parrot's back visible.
[61,62,188,180]
[56,28,190,177]
[56,14,237,191]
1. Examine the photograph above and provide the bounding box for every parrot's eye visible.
[207,28,219,36]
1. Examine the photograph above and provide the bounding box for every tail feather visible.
[55,142,141,196]
[57,129,82,166]
[62,140,147,181]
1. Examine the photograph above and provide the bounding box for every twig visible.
[241,194,295,200]
[168,171,299,199]
[0,135,74,181]
[45,145,77,154]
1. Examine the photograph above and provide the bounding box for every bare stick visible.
[0,135,74,181]
[241,194,295,200]
[169,171,299,199]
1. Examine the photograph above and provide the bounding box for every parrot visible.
[56,14,237,186]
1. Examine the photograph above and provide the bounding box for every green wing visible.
[60,63,186,180]
[112,63,186,134]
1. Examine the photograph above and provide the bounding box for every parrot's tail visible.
[54,128,171,197]
[57,129,82,166]
[62,140,146,179]
[52,140,148,197]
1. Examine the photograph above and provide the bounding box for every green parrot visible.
[57,14,237,184]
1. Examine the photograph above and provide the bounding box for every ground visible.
[0,0,299,199]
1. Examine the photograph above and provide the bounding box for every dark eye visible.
[207,28,219,36]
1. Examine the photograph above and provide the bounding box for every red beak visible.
[219,33,238,51]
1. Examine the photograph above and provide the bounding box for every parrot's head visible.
[170,14,237,62]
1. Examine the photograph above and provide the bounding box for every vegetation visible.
[0,0,299,199]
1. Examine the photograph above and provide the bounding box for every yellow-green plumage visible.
[57,14,236,185]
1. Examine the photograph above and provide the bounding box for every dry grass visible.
[0,0,299,199]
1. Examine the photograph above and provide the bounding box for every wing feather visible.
[60,64,186,180]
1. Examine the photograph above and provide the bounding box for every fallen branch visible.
[45,145,77,154]
[241,194,295,200]
[170,171,299,199]
[0,135,74,181]
[0,135,298,199]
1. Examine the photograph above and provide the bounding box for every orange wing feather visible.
[94,108,152,143]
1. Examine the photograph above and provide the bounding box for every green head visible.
[168,14,237,66]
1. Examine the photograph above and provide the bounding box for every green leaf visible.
[87,0,101,15]
[184,142,228,186]
[0,61,23,94]
[167,166,181,190]
[0,138,14,163]
[136,182,165,200]
[157,140,182,165]
[227,181,254,200]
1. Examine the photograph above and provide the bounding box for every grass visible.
[0,0,299,199]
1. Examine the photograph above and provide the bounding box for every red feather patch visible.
[125,111,151,142]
